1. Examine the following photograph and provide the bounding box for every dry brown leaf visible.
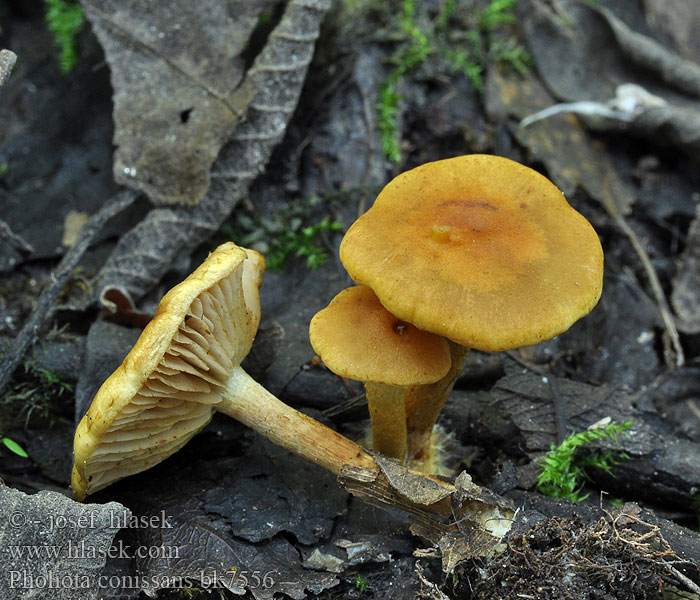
[81,0,268,205]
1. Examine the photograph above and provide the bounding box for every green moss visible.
[374,0,532,162]
[0,360,74,431]
[536,420,632,502]
[43,0,84,74]
[265,215,343,271]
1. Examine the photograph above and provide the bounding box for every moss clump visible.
[43,0,85,74]
[536,420,632,502]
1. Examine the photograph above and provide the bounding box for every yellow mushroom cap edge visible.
[72,242,264,499]
[309,285,452,386]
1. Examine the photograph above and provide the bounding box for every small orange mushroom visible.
[309,285,451,460]
[339,154,604,470]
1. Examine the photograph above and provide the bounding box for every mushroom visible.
[309,285,452,461]
[339,154,604,469]
[72,242,377,500]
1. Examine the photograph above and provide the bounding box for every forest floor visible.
[1,0,700,599]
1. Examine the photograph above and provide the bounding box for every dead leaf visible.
[643,0,700,64]
[301,491,417,574]
[594,4,700,98]
[491,370,700,506]
[92,0,331,302]
[521,83,700,164]
[95,438,343,599]
[491,371,650,454]
[520,0,700,166]
[80,0,267,205]
[485,66,637,217]
[202,439,348,545]
[373,454,454,507]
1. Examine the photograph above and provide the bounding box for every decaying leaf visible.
[519,0,700,164]
[339,457,515,573]
[594,4,700,98]
[92,0,331,303]
[492,4,640,211]
[415,561,450,600]
[492,372,650,454]
[490,371,700,506]
[643,0,700,63]
[0,481,129,600]
[81,0,267,205]
[485,65,637,217]
[202,439,348,545]
[100,443,344,599]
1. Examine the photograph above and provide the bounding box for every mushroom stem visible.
[218,366,377,476]
[364,382,408,460]
[405,342,469,470]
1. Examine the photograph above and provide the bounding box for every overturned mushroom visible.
[309,285,451,462]
[72,242,376,500]
[340,155,604,469]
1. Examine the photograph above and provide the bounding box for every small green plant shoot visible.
[536,420,632,502]
[2,437,28,458]
[221,196,343,272]
[0,361,74,430]
[354,574,368,594]
[266,216,342,271]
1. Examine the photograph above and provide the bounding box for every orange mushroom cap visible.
[339,155,604,352]
[309,285,452,386]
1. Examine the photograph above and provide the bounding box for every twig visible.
[665,563,700,596]
[614,214,685,369]
[0,189,138,397]
[0,49,17,87]
[0,218,35,257]
[415,561,450,600]
[601,175,684,369]
[549,376,568,445]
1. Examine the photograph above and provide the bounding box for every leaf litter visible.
[2,0,700,598]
